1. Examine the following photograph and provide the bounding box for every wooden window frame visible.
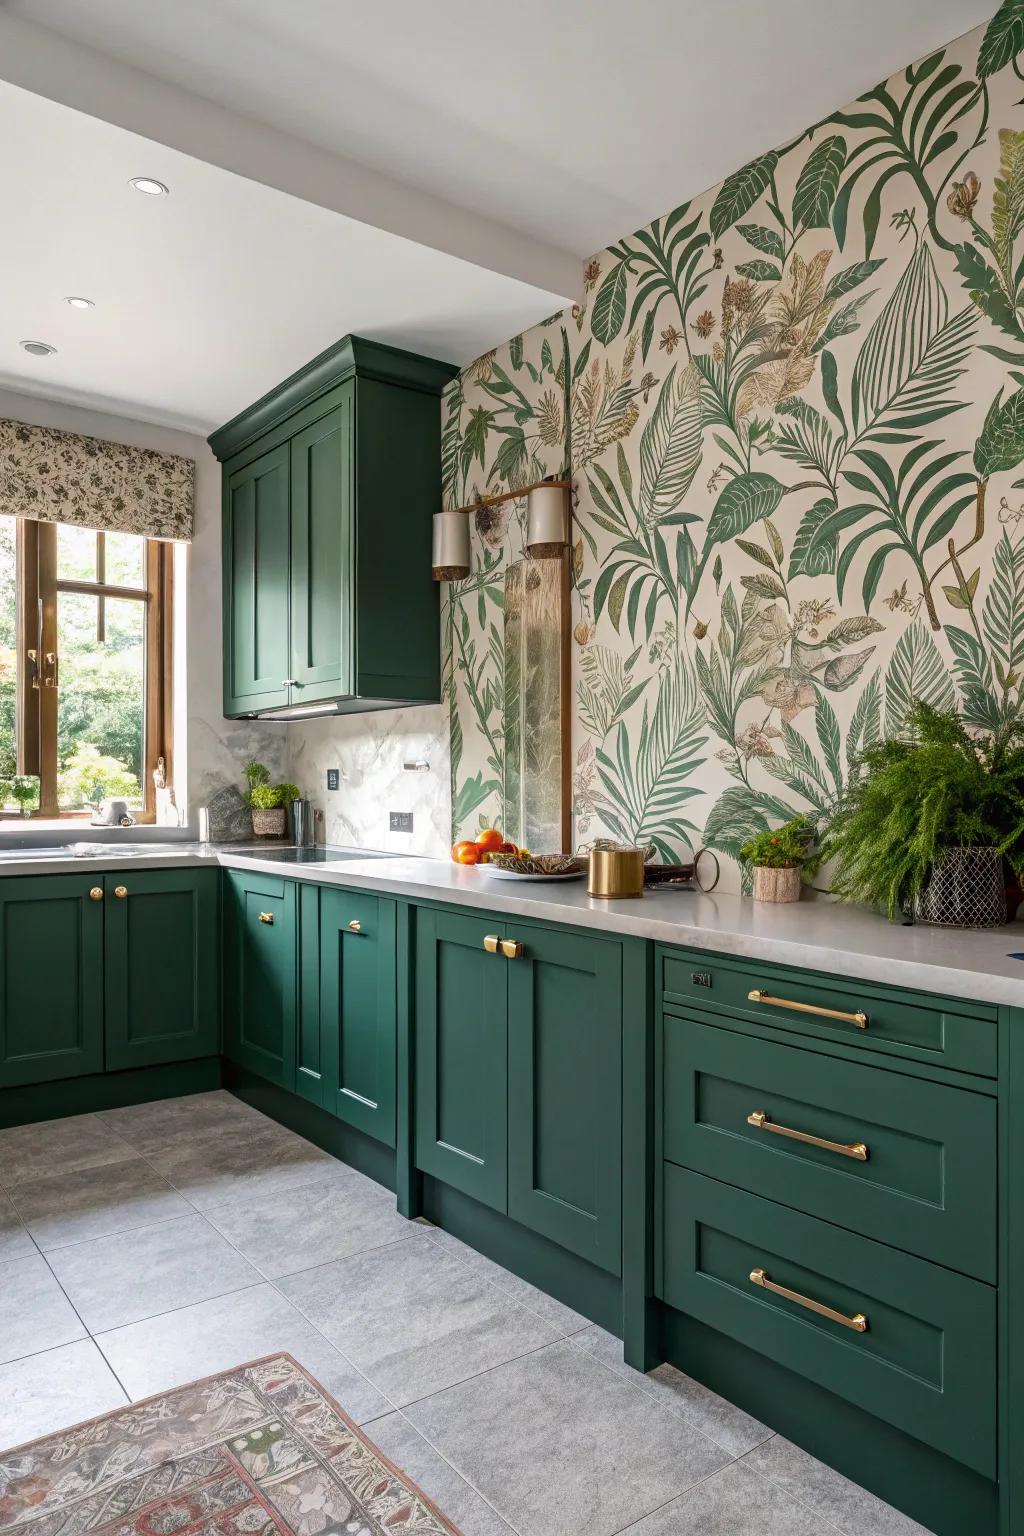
[15,520,173,821]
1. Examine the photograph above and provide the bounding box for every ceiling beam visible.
[0,10,582,302]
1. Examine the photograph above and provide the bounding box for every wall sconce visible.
[431,477,572,582]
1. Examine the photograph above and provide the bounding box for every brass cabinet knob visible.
[89,886,103,902]
[348,919,362,932]
[258,911,274,925]
[114,885,128,899]
[500,938,524,959]
[483,933,500,953]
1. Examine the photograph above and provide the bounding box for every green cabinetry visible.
[223,870,296,1089]
[211,336,457,721]
[414,906,623,1275]
[319,887,396,1145]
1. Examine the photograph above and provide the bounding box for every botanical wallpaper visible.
[0,418,194,540]
[442,3,1024,889]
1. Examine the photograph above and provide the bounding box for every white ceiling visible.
[3,0,993,256]
[0,82,567,434]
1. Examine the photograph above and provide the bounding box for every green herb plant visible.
[819,702,1024,920]
[11,776,39,814]
[739,815,814,869]
[242,763,301,811]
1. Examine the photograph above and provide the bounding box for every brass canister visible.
[587,842,646,899]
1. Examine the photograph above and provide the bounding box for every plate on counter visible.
[482,866,585,882]
[478,852,584,881]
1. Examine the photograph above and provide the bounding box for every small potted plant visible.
[243,762,300,838]
[11,775,39,818]
[739,816,814,903]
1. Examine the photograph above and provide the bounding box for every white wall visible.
[0,387,287,822]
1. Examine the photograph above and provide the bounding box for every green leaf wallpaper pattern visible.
[441,7,1024,889]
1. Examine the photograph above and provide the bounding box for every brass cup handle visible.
[348,919,362,933]
[483,933,500,953]
[747,1109,868,1162]
[258,911,274,925]
[748,989,868,1030]
[114,885,128,899]
[749,1267,868,1333]
[500,938,524,959]
[89,886,103,902]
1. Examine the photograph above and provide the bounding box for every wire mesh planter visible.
[915,846,1007,929]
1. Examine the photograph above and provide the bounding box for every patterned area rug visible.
[0,1353,461,1536]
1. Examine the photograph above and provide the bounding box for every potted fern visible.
[820,703,1024,926]
[243,761,300,838]
[739,816,814,903]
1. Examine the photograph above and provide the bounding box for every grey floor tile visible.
[9,1157,192,1252]
[618,1459,838,1534]
[405,1338,729,1536]
[0,1193,33,1262]
[205,1166,410,1277]
[0,1339,128,1452]
[0,1114,133,1187]
[423,1227,591,1336]
[278,1230,561,1407]
[97,1090,266,1153]
[46,1213,260,1332]
[570,1326,771,1456]
[0,1252,86,1363]
[743,1436,933,1536]
[147,1121,337,1210]
[96,1280,391,1423]
[365,1411,516,1536]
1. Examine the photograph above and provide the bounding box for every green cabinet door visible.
[507,924,623,1275]
[104,869,220,1070]
[414,908,508,1211]
[320,888,396,1145]
[290,396,353,704]
[223,870,296,1088]
[0,876,104,1087]
[223,442,291,716]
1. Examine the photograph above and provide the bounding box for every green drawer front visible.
[663,1017,996,1282]
[660,1165,996,1479]
[660,947,996,1077]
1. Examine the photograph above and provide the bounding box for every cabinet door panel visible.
[507,925,622,1273]
[414,908,507,1211]
[223,871,296,1088]
[296,882,324,1107]
[224,443,290,715]
[290,395,353,702]
[0,877,104,1086]
[320,889,396,1144]
[104,870,219,1070]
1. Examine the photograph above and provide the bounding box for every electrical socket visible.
[326,769,339,791]
[390,811,414,833]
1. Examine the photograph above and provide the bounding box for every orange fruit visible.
[475,828,504,852]
[452,840,481,865]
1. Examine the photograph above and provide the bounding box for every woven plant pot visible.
[251,807,287,838]
[915,846,1006,928]
[752,865,802,903]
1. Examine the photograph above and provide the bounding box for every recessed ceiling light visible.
[20,340,57,357]
[129,176,169,197]
[65,296,94,310]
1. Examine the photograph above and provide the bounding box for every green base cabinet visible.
[0,875,104,1087]
[223,870,296,1089]
[319,887,396,1145]
[104,869,220,1070]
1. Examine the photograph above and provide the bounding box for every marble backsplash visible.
[286,704,451,856]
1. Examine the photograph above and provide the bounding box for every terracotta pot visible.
[251,807,287,838]
[752,864,801,903]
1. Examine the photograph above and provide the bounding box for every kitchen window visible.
[0,514,173,820]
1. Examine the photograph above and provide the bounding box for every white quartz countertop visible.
[3,840,1022,1007]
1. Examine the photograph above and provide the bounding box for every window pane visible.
[57,524,100,582]
[104,532,145,587]
[57,591,144,810]
[56,526,145,588]
[0,516,15,800]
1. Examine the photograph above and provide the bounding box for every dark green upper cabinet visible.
[104,869,220,1071]
[0,876,104,1088]
[210,336,458,721]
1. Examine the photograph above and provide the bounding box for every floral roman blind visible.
[0,418,194,541]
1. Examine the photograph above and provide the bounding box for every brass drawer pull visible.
[258,911,274,925]
[348,919,362,933]
[747,1109,868,1162]
[500,938,524,959]
[748,989,868,1029]
[749,1267,868,1333]
[89,886,103,902]
[483,933,500,953]
[114,885,128,899]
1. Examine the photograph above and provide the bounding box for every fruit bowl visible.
[482,852,584,878]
